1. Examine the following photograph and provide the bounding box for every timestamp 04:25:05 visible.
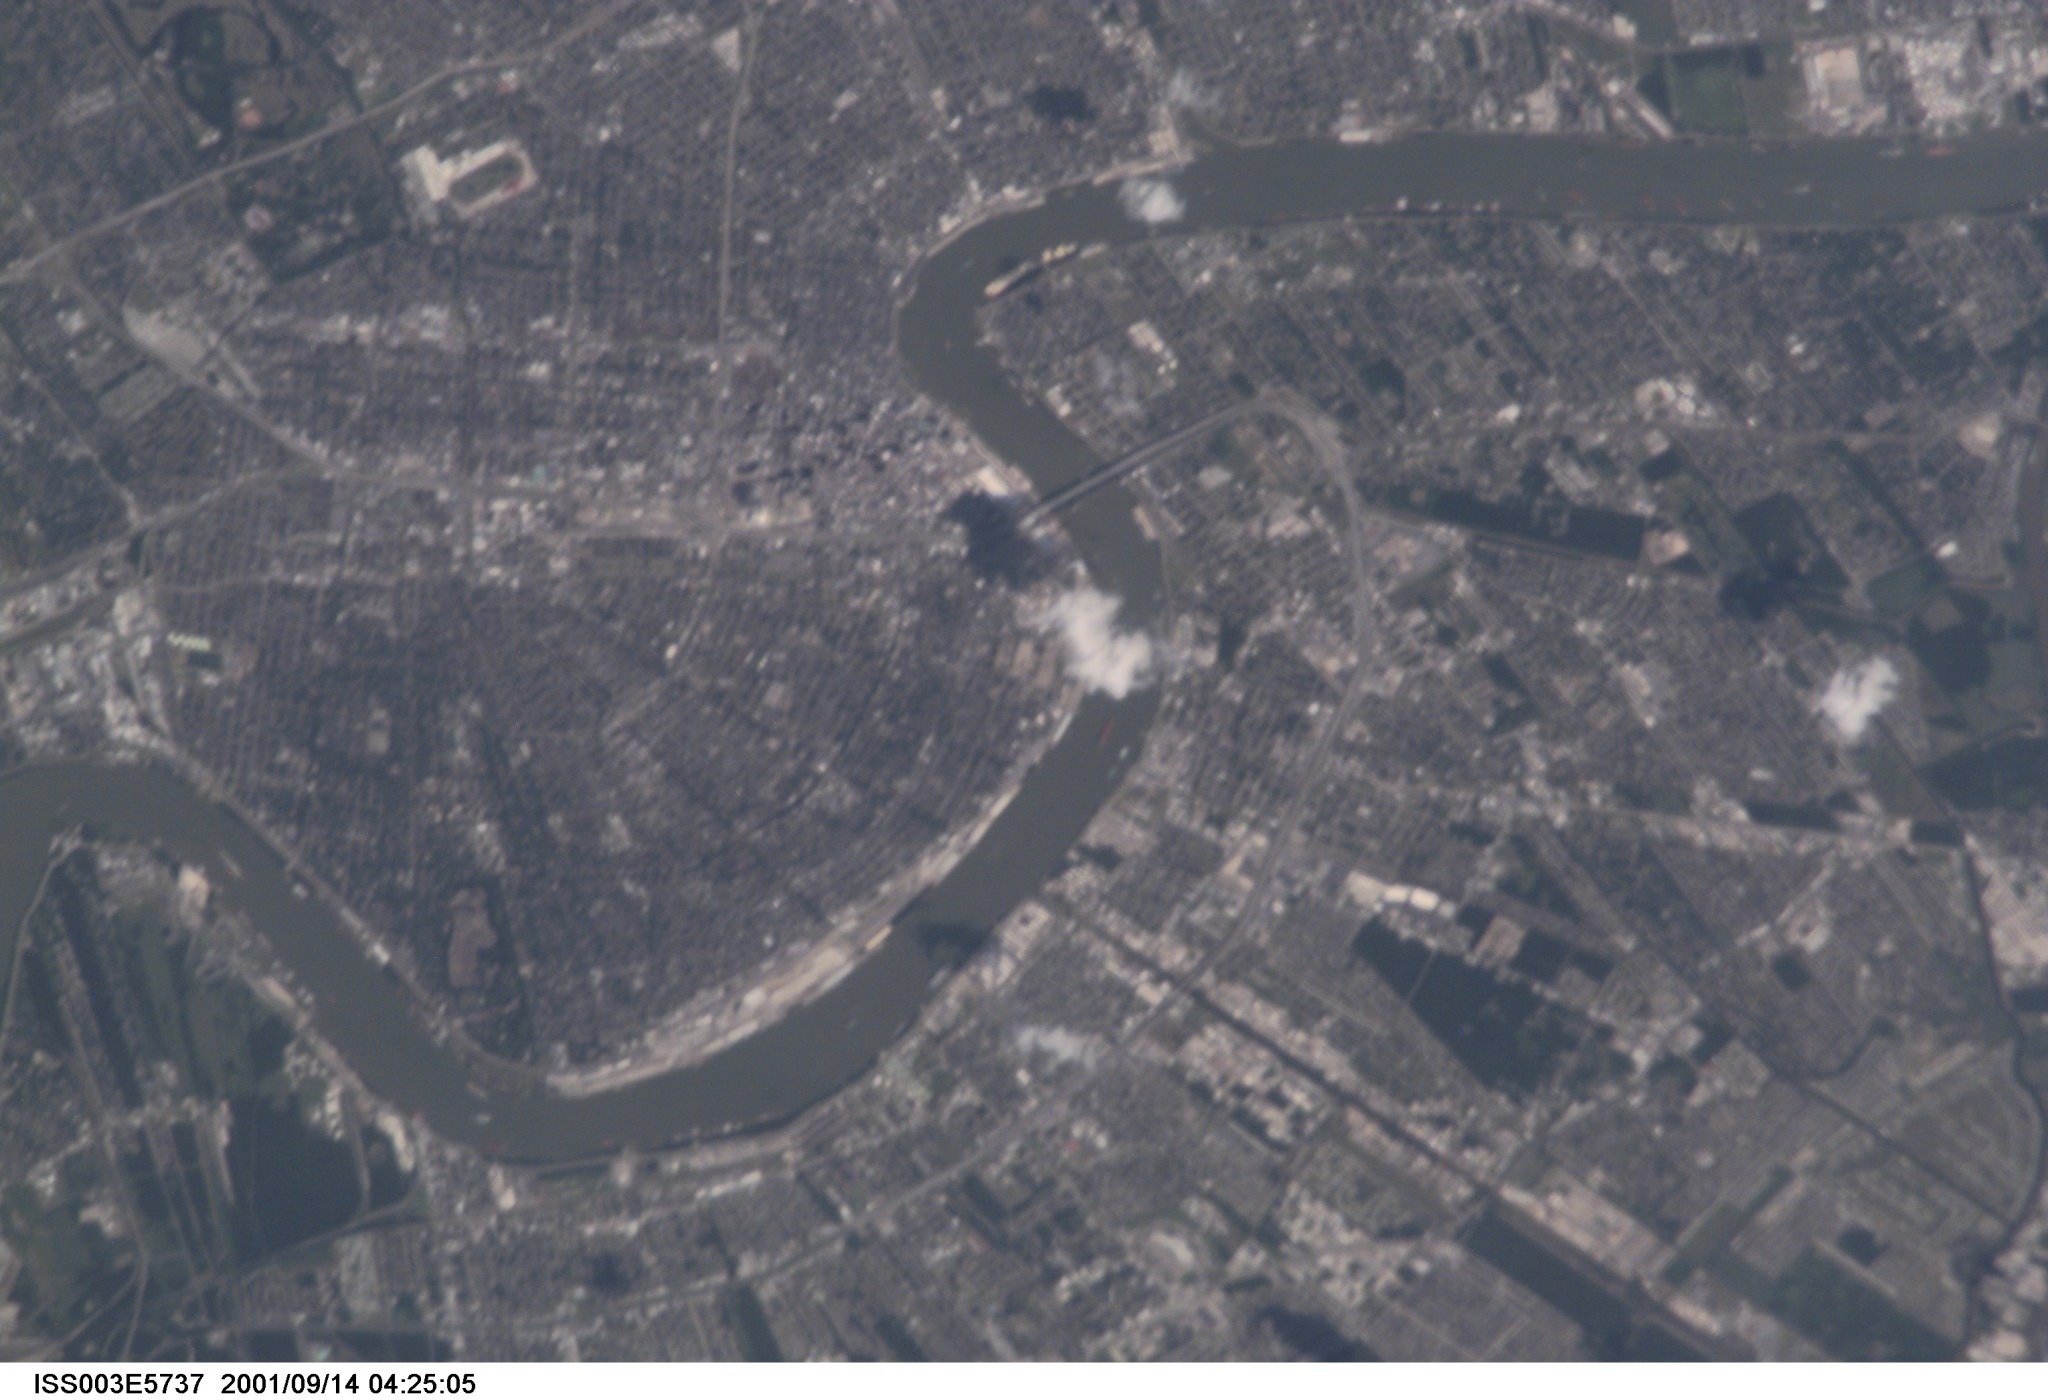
[32,1375,479,1397]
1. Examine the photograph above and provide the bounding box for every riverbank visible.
[542,693,1082,1098]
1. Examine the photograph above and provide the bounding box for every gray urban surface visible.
[4,0,2048,1364]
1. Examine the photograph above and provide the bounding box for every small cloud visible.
[1119,175,1185,226]
[1015,1025,1102,1069]
[1038,586,1155,699]
[1163,70,1217,114]
[1818,657,1899,742]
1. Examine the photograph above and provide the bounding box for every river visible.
[6,130,2048,1161]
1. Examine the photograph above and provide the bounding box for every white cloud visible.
[1015,1025,1102,1068]
[1118,175,1185,226]
[1818,657,1899,742]
[1163,70,1217,114]
[1038,586,1155,699]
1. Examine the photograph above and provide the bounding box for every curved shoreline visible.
[6,128,2048,1160]
[538,696,1083,1099]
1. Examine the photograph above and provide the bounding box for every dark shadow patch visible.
[227,1096,362,1257]
[1025,85,1094,125]
[1258,1306,1378,1361]
[944,491,1051,586]
[1350,919,1594,1096]
[915,920,990,971]
[588,1252,635,1297]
